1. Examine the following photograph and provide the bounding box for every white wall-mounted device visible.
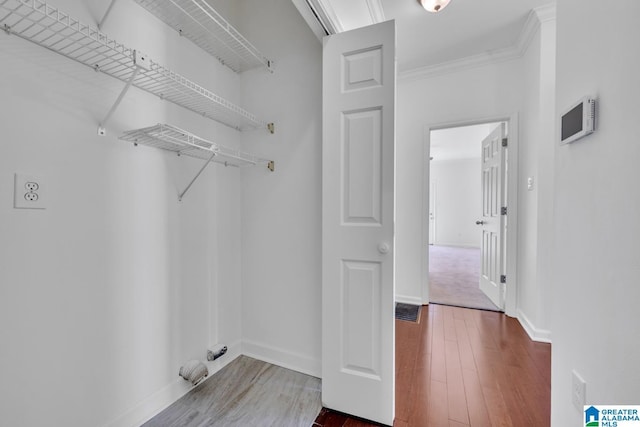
[560,96,596,144]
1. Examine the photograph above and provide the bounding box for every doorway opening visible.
[428,121,507,311]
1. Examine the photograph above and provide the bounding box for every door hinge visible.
[501,206,507,215]
[500,275,507,284]
[502,138,508,147]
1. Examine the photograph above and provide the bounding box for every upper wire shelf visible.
[0,0,270,131]
[119,123,274,170]
[133,0,273,73]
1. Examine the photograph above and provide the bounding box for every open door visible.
[322,20,396,425]
[479,123,506,309]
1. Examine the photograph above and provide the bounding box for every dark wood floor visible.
[314,304,551,427]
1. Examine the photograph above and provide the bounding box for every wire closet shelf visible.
[133,0,273,73]
[0,0,269,131]
[119,123,273,170]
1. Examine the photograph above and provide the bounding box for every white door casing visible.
[322,20,396,425]
[479,123,506,309]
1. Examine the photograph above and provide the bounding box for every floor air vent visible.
[395,303,421,322]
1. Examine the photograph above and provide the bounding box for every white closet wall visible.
[0,0,246,425]
[239,0,323,376]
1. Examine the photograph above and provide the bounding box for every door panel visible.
[322,20,396,426]
[342,260,381,377]
[343,108,382,224]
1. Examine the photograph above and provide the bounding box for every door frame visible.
[421,113,519,317]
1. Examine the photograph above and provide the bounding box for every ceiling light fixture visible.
[419,0,451,13]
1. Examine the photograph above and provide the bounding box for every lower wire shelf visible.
[119,124,274,200]
[119,123,273,169]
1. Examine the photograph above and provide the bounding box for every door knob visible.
[475,220,484,225]
[378,242,390,254]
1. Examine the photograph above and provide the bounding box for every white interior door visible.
[479,124,506,309]
[322,20,396,426]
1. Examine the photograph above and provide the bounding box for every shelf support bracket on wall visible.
[178,151,217,202]
[98,65,140,136]
[98,51,150,136]
[98,0,119,30]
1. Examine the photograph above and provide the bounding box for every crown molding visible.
[399,3,557,83]
[290,0,326,41]
[365,0,386,24]
[399,45,522,82]
[310,0,344,34]
[534,3,557,23]
[516,3,556,53]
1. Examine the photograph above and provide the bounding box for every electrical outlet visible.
[25,182,39,192]
[572,370,586,410]
[14,173,45,209]
[24,192,39,202]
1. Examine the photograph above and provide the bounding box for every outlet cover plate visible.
[14,173,45,209]
[572,370,586,410]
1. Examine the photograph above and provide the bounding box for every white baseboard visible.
[432,242,481,249]
[395,295,424,306]
[104,341,242,427]
[242,339,321,378]
[517,309,552,343]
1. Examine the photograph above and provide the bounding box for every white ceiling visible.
[310,0,554,72]
[430,123,500,162]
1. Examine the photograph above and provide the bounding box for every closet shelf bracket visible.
[178,151,217,202]
[97,0,118,30]
[97,51,150,136]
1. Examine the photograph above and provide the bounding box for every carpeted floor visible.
[429,245,499,311]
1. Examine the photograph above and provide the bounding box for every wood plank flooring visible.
[143,355,322,427]
[314,304,551,427]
